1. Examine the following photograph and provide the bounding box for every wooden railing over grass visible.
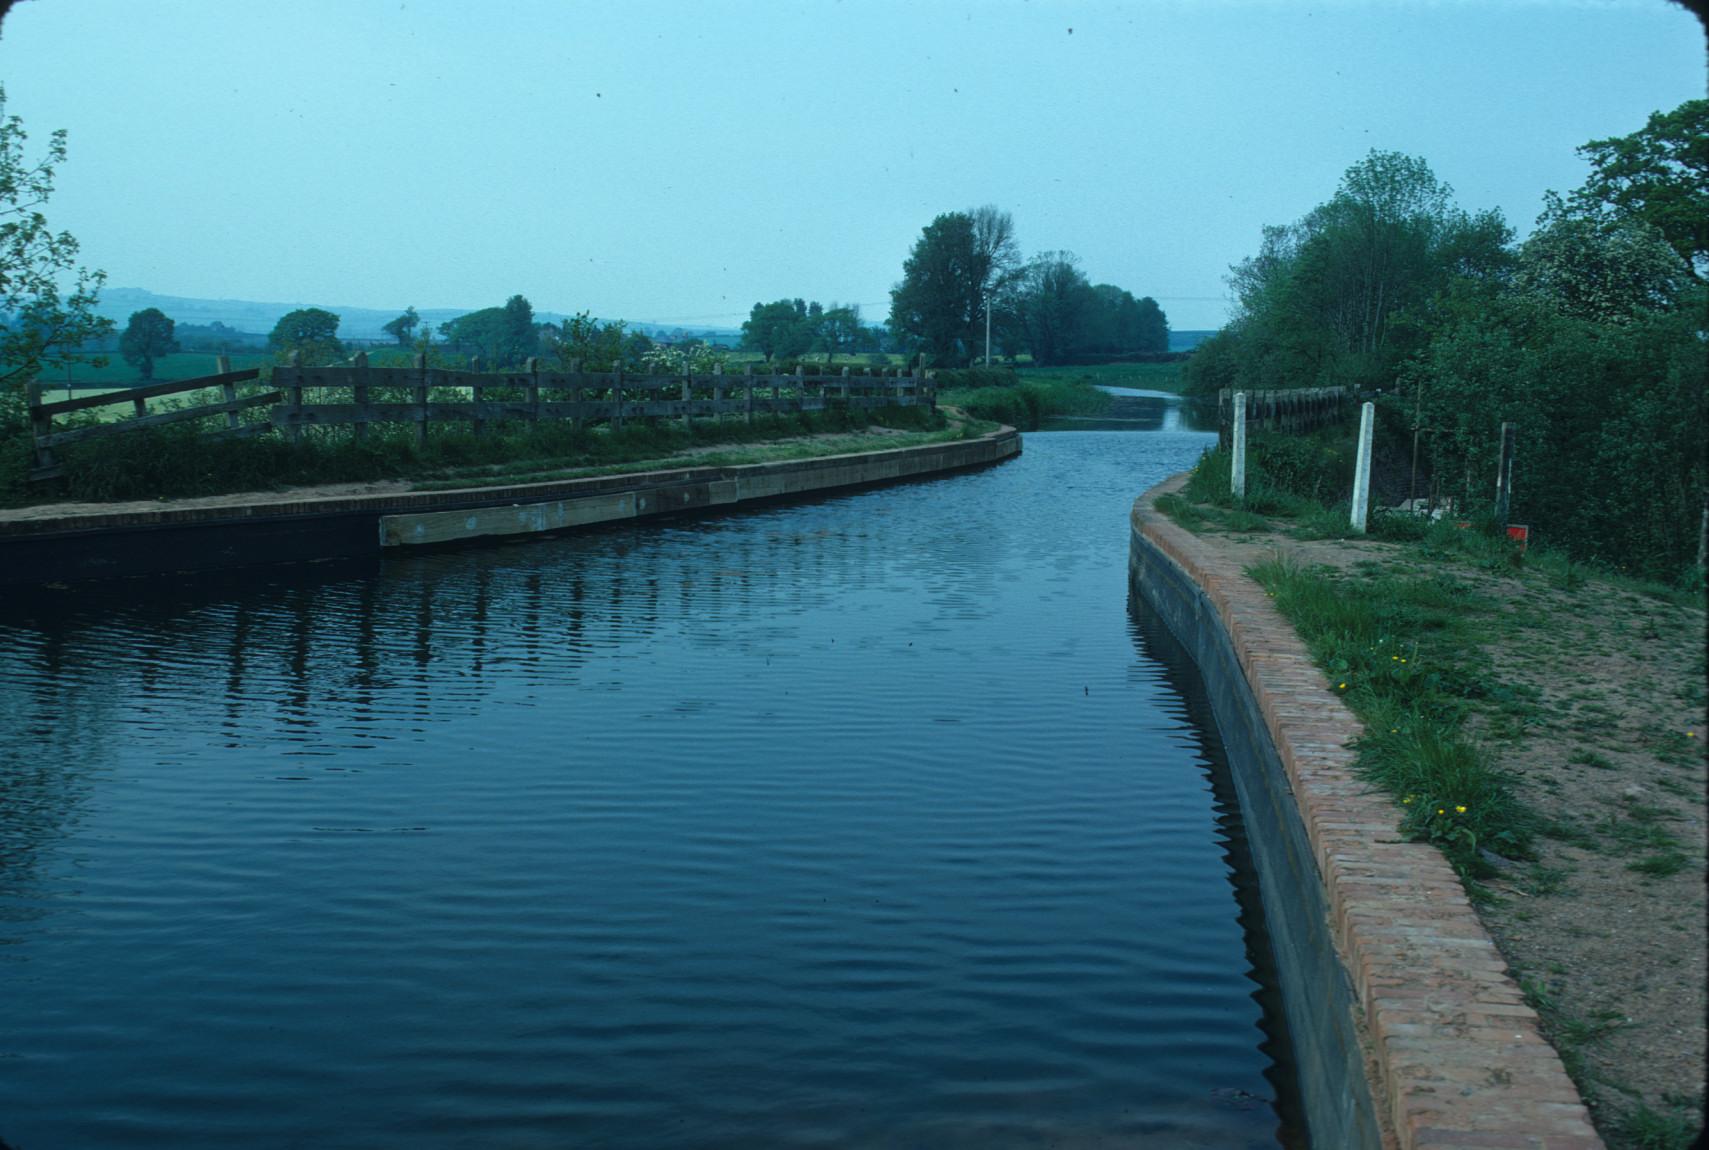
[26,356,279,480]
[271,353,935,446]
[1216,386,1347,448]
[24,352,936,482]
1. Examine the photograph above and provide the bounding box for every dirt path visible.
[1176,521,1706,1145]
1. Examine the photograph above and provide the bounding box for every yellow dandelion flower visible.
[1338,682,1347,690]
[1437,808,1445,815]
[1455,805,1467,814]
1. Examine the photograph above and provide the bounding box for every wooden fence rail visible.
[269,353,935,445]
[24,352,935,481]
[1216,386,1349,449]
[26,357,277,480]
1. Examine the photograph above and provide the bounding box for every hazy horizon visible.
[1,0,1701,332]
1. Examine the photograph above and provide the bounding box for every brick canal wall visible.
[0,427,1019,586]
[1129,473,1603,1150]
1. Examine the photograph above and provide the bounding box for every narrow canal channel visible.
[0,414,1306,1148]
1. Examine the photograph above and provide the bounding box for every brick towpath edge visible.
[1133,473,1603,1150]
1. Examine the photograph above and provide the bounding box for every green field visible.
[25,352,273,391]
[1016,361,1187,394]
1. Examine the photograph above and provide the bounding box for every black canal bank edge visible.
[0,426,1020,588]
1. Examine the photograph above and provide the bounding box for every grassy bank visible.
[936,368,1111,430]
[1,403,961,506]
[1157,448,1707,1148]
[1018,360,1188,394]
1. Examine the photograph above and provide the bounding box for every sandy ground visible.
[1182,523,1706,1142]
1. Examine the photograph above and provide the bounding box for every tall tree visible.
[741,299,814,362]
[501,294,535,365]
[0,84,113,390]
[888,212,981,365]
[382,306,419,346]
[1015,251,1092,366]
[1571,99,1708,279]
[969,205,1022,361]
[819,303,863,364]
[267,307,343,366]
[118,307,178,380]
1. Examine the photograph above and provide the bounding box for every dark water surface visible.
[0,429,1301,1149]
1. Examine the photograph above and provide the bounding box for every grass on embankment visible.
[1,404,967,506]
[1018,360,1189,395]
[936,367,1112,430]
[1246,554,1536,877]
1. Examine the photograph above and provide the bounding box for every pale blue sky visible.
[1,0,1701,330]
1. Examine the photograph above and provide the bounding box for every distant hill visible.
[93,288,740,344]
[1168,329,1215,352]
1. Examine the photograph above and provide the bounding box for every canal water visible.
[0,421,1304,1148]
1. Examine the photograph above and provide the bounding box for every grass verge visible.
[1247,556,1534,878]
[2,405,958,506]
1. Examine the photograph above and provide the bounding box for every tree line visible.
[1185,99,1706,581]
[883,205,1168,367]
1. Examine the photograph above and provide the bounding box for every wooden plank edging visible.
[1131,473,1604,1150]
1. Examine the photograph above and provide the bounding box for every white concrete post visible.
[1350,401,1375,533]
[1231,391,1247,502]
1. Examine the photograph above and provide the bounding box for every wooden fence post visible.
[1231,391,1247,502]
[414,352,429,450]
[712,363,724,424]
[526,356,540,425]
[770,365,780,413]
[611,362,624,431]
[470,355,485,438]
[1494,421,1516,525]
[1351,401,1376,534]
[217,355,238,431]
[26,381,53,472]
[681,366,693,430]
[794,365,805,415]
[569,359,583,430]
[740,363,752,424]
[286,351,303,444]
[352,351,370,441]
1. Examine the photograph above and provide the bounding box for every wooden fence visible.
[1216,386,1348,449]
[25,356,278,480]
[23,352,935,481]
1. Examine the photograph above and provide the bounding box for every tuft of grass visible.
[1627,851,1690,878]
[1612,1098,1703,1150]
[1154,492,1207,531]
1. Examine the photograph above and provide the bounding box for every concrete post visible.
[1494,421,1516,525]
[1231,391,1247,502]
[1350,401,1375,533]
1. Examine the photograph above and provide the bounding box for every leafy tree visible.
[1571,99,1708,279]
[819,304,863,364]
[267,307,343,365]
[0,84,113,390]
[501,294,536,365]
[119,308,178,380]
[889,213,980,365]
[1015,251,1093,366]
[382,306,419,346]
[1514,196,1692,323]
[741,299,814,362]
[551,311,627,371]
